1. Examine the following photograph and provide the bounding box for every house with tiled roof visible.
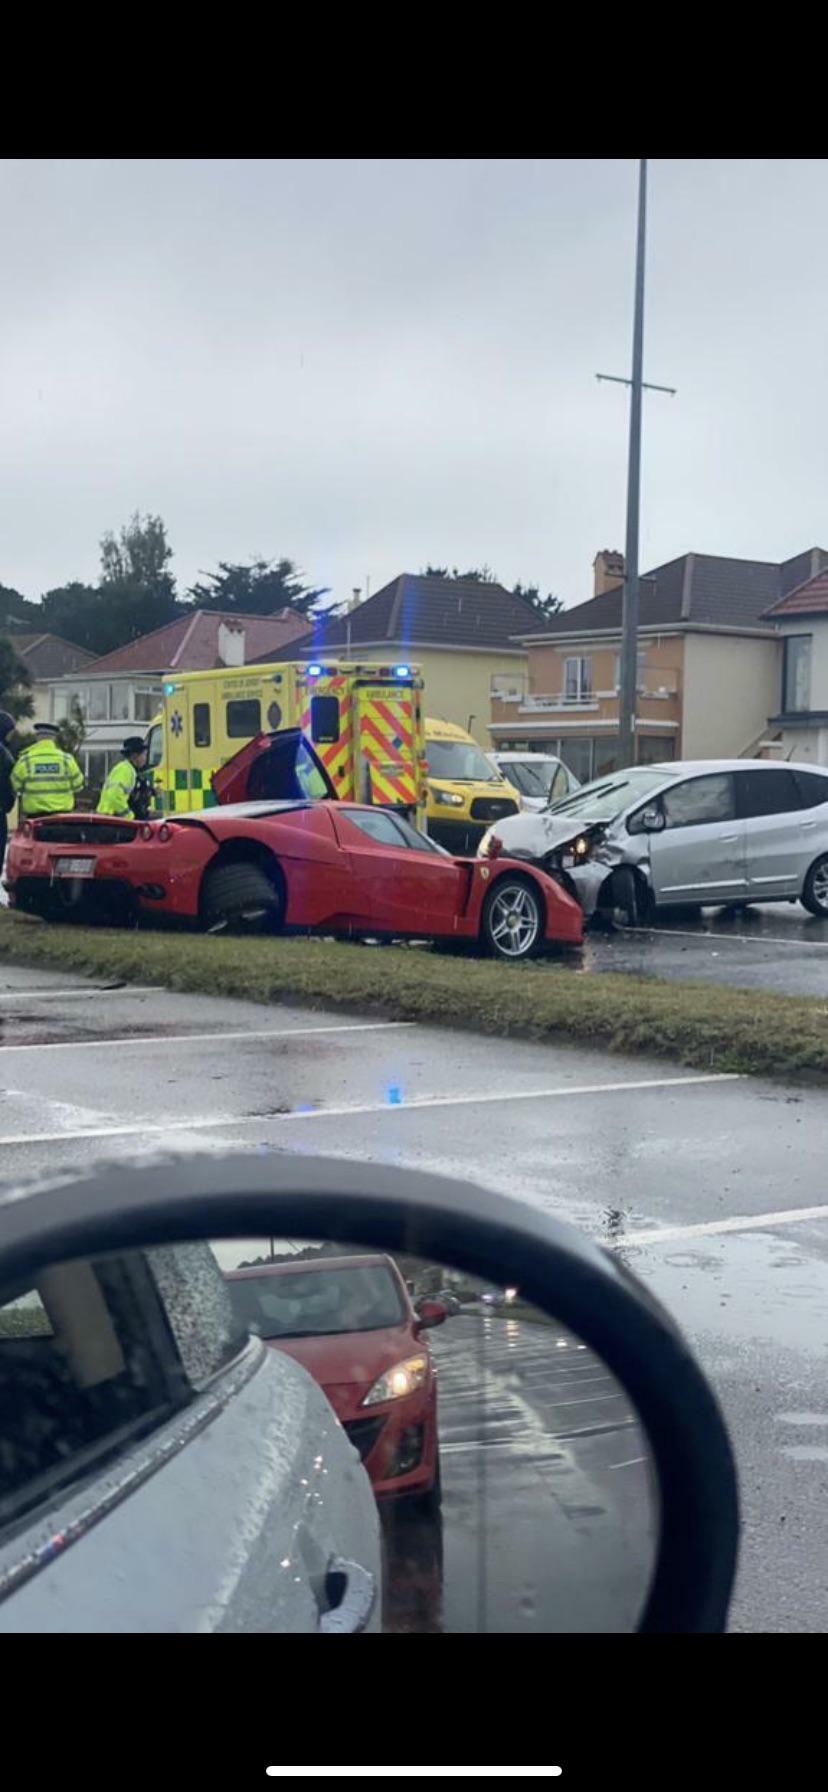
[489,547,828,783]
[5,631,97,725]
[44,607,311,791]
[760,568,828,763]
[254,573,539,747]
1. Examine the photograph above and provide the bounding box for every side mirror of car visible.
[629,804,665,835]
[0,1153,739,1634]
[414,1297,448,1330]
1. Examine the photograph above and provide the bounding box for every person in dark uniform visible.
[0,711,17,876]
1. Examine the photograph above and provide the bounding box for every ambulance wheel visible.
[201,861,284,935]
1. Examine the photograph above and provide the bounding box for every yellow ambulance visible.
[146,659,428,825]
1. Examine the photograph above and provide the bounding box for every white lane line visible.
[0,1070,742,1147]
[610,1456,646,1470]
[604,1202,828,1251]
[1,986,160,1001]
[0,1019,414,1054]
[624,924,828,951]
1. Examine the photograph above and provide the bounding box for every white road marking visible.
[610,1455,646,1470]
[0,1019,414,1054]
[0,1070,742,1146]
[604,1202,828,1250]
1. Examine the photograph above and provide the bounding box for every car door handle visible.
[720,833,739,843]
[317,1556,377,1634]
[800,819,816,829]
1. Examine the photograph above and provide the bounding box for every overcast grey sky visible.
[1,158,826,613]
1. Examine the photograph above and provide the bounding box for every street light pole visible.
[619,157,647,770]
[597,159,675,770]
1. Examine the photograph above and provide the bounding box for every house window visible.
[52,686,87,723]
[783,636,812,712]
[563,657,592,702]
[637,735,676,765]
[613,650,647,693]
[110,682,131,722]
[135,687,162,722]
[87,684,109,722]
[559,739,594,784]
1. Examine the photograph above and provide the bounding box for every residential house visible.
[761,568,828,763]
[44,608,312,792]
[6,631,97,724]
[489,547,828,784]
[257,573,538,748]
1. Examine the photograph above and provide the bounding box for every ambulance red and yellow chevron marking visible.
[357,694,418,807]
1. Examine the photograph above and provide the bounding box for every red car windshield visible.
[226,1263,405,1339]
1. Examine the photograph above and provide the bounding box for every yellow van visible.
[425,718,521,853]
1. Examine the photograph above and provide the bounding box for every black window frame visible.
[193,702,211,749]
[310,695,341,746]
[734,767,803,820]
[226,698,262,740]
[793,768,828,808]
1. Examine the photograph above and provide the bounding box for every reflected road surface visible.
[381,1311,655,1633]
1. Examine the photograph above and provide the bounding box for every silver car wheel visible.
[487,882,541,957]
[811,862,828,909]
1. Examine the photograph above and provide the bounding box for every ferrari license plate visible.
[52,857,96,878]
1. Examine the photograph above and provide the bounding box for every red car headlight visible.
[361,1354,429,1407]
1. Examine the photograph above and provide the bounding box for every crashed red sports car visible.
[3,729,583,960]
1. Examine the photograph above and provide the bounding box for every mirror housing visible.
[0,1152,739,1633]
[629,803,665,836]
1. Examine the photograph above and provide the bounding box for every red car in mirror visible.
[224,1253,445,1507]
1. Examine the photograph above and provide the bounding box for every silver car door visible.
[735,767,808,899]
[648,772,747,905]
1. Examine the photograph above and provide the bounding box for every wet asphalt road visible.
[2,960,828,1630]
[383,1312,653,1633]
[579,899,828,997]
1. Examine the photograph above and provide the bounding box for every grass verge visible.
[0,908,825,1080]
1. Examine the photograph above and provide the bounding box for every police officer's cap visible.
[34,722,59,736]
[123,736,146,755]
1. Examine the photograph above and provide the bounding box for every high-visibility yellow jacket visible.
[11,739,84,816]
[98,758,137,817]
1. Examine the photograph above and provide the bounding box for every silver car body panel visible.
[0,1339,381,1633]
[480,760,828,917]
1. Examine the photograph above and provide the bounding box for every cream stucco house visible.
[489,547,828,782]
[262,573,537,749]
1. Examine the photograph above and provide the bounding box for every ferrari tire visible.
[482,875,544,961]
[201,861,284,935]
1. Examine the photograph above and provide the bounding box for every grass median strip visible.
[0,909,825,1079]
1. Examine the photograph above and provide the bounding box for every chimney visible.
[351,587,362,611]
[593,549,625,596]
[217,621,246,667]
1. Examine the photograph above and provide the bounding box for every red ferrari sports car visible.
[224,1253,445,1505]
[4,729,583,960]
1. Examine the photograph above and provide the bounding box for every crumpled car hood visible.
[478,809,606,857]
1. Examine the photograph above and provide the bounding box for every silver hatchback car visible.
[478,759,828,922]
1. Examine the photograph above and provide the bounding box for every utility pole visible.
[597,159,675,768]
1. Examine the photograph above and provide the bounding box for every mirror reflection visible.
[0,1235,659,1633]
